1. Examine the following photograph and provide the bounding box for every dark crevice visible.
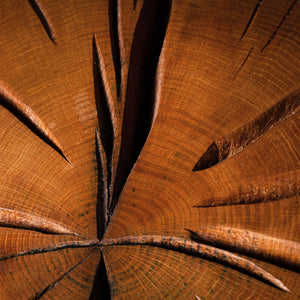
[261,0,298,52]
[133,0,138,10]
[100,235,289,292]
[239,0,262,41]
[89,250,111,300]
[109,0,124,101]
[194,170,299,207]
[0,239,100,262]
[193,89,300,171]
[95,130,108,240]
[110,0,172,217]
[0,92,69,163]
[93,35,115,206]
[34,250,94,299]
[232,47,254,80]
[192,141,219,171]
[28,0,56,44]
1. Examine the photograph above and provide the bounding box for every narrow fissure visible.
[232,47,254,80]
[109,0,124,101]
[0,239,100,262]
[28,0,56,44]
[34,250,94,299]
[261,0,298,52]
[239,0,262,41]
[95,130,108,240]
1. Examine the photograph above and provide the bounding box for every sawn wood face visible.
[0,0,299,299]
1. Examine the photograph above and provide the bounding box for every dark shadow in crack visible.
[89,250,111,300]
[28,0,56,44]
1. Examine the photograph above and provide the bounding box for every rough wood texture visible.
[0,0,299,299]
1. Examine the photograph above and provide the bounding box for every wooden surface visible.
[0,0,299,299]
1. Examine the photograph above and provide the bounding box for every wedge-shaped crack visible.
[111,0,172,216]
[193,90,300,171]
[28,0,56,44]
[89,250,111,300]
[186,227,300,270]
[93,35,117,207]
[0,81,68,162]
[100,235,289,292]
[0,207,78,236]
[194,169,299,207]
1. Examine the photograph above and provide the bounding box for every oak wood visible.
[0,0,299,299]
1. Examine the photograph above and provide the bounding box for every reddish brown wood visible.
[100,235,289,292]
[187,227,300,270]
[194,169,299,207]
[0,207,79,236]
[193,90,300,171]
[0,0,299,299]
[0,81,67,160]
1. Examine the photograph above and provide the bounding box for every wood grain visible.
[101,235,289,291]
[187,226,300,270]
[0,0,299,299]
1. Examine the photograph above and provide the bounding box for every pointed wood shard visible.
[100,235,289,292]
[28,0,56,44]
[0,207,78,236]
[0,81,68,161]
[195,169,299,207]
[193,90,300,171]
[186,227,300,270]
